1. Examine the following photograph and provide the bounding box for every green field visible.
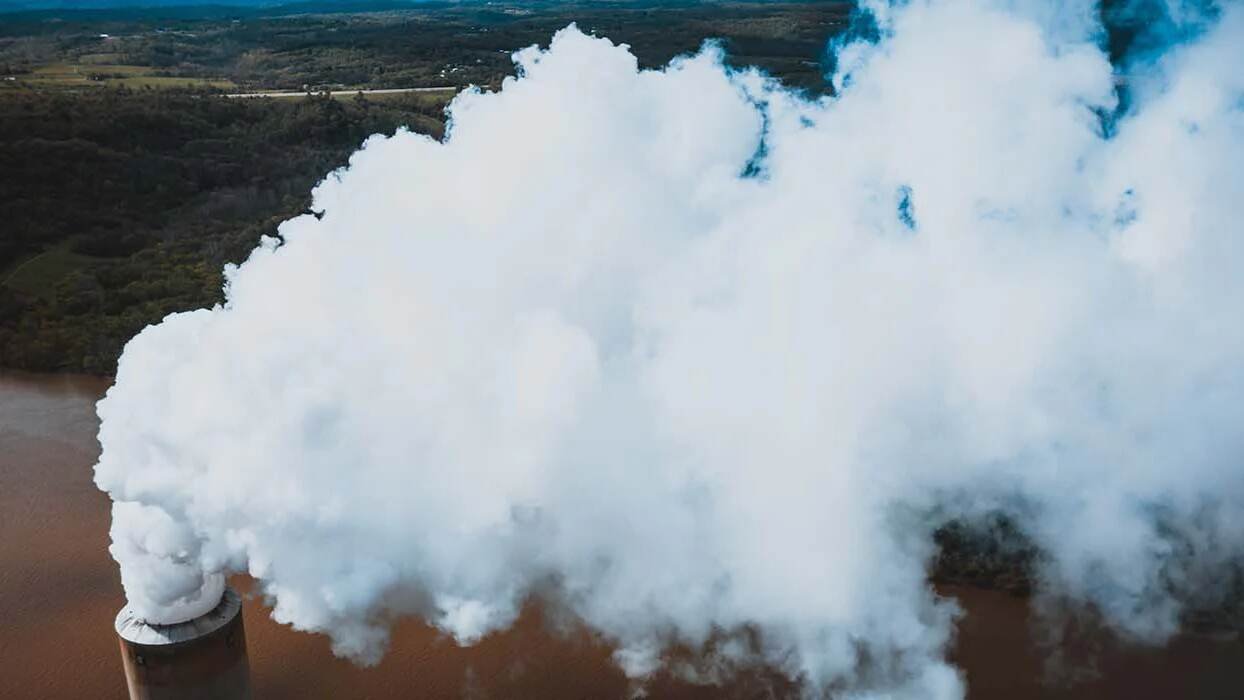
[110,75,236,89]
[2,244,102,301]
[14,62,235,91]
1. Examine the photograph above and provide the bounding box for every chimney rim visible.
[115,586,242,646]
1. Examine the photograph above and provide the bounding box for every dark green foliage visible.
[932,515,1041,595]
[0,2,851,93]
[0,88,447,373]
[0,1,851,375]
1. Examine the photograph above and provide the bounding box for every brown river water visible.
[1,371,1240,699]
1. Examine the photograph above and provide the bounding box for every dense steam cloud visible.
[95,0,1244,696]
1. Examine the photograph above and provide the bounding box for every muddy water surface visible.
[1,372,1240,699]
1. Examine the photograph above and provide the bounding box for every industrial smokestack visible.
[114,587,251,700]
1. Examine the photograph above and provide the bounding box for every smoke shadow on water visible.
[232,574,631,699]
[238,575,1244,699]
[1,373,1242,699]
[236,570,802,699]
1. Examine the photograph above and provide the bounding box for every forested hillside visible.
[0,1,853,373]
[0,89,447,372]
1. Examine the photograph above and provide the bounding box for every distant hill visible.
[0,0,276,8]
[0,0,721,16]
[0,0,745,17]
[0,0,451,13]
[0,0,263,11]
[0,0,723,13]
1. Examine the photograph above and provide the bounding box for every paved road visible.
[224,86,457,98]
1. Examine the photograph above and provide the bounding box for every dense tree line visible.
[0,88,447,373]
[1,2,851,93]
[0,2,856,376]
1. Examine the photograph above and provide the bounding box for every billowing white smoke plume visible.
[96,0,1244,695]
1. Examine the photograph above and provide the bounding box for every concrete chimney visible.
[114,587,252,700]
